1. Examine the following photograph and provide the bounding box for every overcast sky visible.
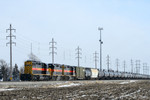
[0,0,150,73]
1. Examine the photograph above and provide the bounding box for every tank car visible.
[103,70,109,79]
[99,70,105,79]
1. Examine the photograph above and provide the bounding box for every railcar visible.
[48,64,76,80]
[90,68,99,79]
[117,72,122,79]
[85,68,91,80]
[114,72,118,79]
[109,71,114,79]
[103,71,109,79]
[99,70,105,79]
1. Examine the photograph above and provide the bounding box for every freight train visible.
[20,60,150,81]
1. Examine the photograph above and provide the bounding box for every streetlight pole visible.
[98,27,103,71]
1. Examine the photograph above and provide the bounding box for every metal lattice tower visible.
[136,60,140,74]
[131,59,134,73]
[123,60,126,72]
[98,27,103,71]
[93,51,99,69]
[116,59,119,72]
[6,24,16,80]
[75,46,82,67]
[106,55,110,71]
[49,38,57,64]
[143,63,147,75]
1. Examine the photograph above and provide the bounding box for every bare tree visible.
[20,66,24,74]
[12,64,20,81]
[0,59,9,81]
[28,53,40,61]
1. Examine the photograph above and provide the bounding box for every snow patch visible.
[58,83,81,87]
[120,80,137,84]
[0,88,15,92]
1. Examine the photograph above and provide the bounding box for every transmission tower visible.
[143,63,147,75]
[116,58,119,72]
[6,24,16,81]
[106,55,110,71]
[131,59,134,73]
[123,60,126,72]
[93,51,99,69]
[49,38,57,64]
[136,60,140,74]
[75,46,82,67]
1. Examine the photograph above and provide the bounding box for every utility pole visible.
[6,24,16,81]
[116,58,119,72]
[98,27,103,71]
[49,38,57,64]
[93,51,99,69]
[136,60,140,74]
[123,60,126,72]
[75,46,82,67]
[131,59,133,73]
[106,55,110,71]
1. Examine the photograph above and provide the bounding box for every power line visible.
[49,38,57,64]
[75,46,82,67]
[6,24,16,81]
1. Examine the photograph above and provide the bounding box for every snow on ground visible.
[0,88,15,92]
[119,80,137,84]
[58,83,81,87]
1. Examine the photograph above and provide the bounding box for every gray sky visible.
[0,0,150,73]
